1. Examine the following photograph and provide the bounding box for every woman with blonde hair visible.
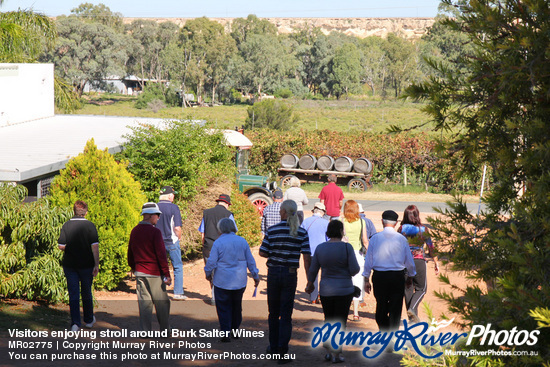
[341,200,368,321]
[283,176,308,224]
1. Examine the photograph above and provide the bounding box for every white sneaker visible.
[84,316,96,328]
[70,324,79,332]
[173,294,188,301]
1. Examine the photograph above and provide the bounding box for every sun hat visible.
[141,202,162,215]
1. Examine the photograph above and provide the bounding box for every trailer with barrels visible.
[278,154,373,191]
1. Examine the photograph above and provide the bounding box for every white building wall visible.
[0,63,55,127]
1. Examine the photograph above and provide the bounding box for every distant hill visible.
[122,17,436,39]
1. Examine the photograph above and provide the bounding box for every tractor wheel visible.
[248,193,273,215]
[348,178,367,192]
[280,175,297,189]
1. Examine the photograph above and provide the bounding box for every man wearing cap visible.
[363,210,416,335]
[300,202,329,303]
[261,189,284,235]
[128,202,172,333]
[198,194,236,304]
[319,174,344,220]
[157,186,186,301]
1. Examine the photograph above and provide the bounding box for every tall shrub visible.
[0,184,71,303]
[120,119,235,202]
[49,139,145,290]
[245,99,299,130]
[230,188,262,248]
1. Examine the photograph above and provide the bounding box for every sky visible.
[1,0,442,18]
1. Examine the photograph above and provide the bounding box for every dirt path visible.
[2,211,472,367]
[87,211,470,366]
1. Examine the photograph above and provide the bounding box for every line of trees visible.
[25,2,469,104]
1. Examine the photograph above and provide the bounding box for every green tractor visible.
[222,130,277,214]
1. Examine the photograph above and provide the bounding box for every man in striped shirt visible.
[260,200,311,364]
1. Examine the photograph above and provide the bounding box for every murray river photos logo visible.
[310,320,540,359]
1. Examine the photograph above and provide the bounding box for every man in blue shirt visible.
[157,186,186,301]
[363,210,416,334]
[300,202,329,303]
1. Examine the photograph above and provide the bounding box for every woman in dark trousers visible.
[204,218,260,341]
[398,205,439,323]
[306,220,359,363]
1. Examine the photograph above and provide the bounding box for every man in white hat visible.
[300,202,329,303]
[128,202,172,332]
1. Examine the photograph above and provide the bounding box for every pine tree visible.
[405,0,550,364]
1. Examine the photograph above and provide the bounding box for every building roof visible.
[0,114,165,183]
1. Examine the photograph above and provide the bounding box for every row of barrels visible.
[281,154,373,174]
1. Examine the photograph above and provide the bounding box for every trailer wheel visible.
[280,175,297,189]
[348,178,367,192]
[248,193,273,215]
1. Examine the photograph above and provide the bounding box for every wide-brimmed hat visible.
[216,194,231,205]
[141,202,162,215]
[313,202,326,212]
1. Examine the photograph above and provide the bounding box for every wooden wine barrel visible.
[334,156,354,172]
[353,157,373,174]
[298,154,317,170]
[317,155,334,170]
[280,153,299,168]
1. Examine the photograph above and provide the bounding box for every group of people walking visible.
[57,178,439,363]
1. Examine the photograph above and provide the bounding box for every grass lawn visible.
[75,95,433,134]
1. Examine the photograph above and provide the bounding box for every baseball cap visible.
[160,186,177,195]
[382,210,399,221]
[273,189,283,199]
[313,202,326,212]
[216,194,231,205]
[141,202,162,215]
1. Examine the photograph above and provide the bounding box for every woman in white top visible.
[283,176,308,224]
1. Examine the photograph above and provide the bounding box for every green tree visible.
[230,14,278,47]
[245,99,298,130]
[126,20,179,91]
[239,34,288,96]
[404,0,550,364]
[358,36,388,96]
[420,8,474,79]
[49,139,146,290]
[328,42,363,98]
[0,184,71,303]
[178,17,237,104]
[289,24,323,93]
[70,2,124,32]
[50,14,129,97]
[385,33,419,97]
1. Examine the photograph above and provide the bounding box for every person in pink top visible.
[319,174,344,219]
